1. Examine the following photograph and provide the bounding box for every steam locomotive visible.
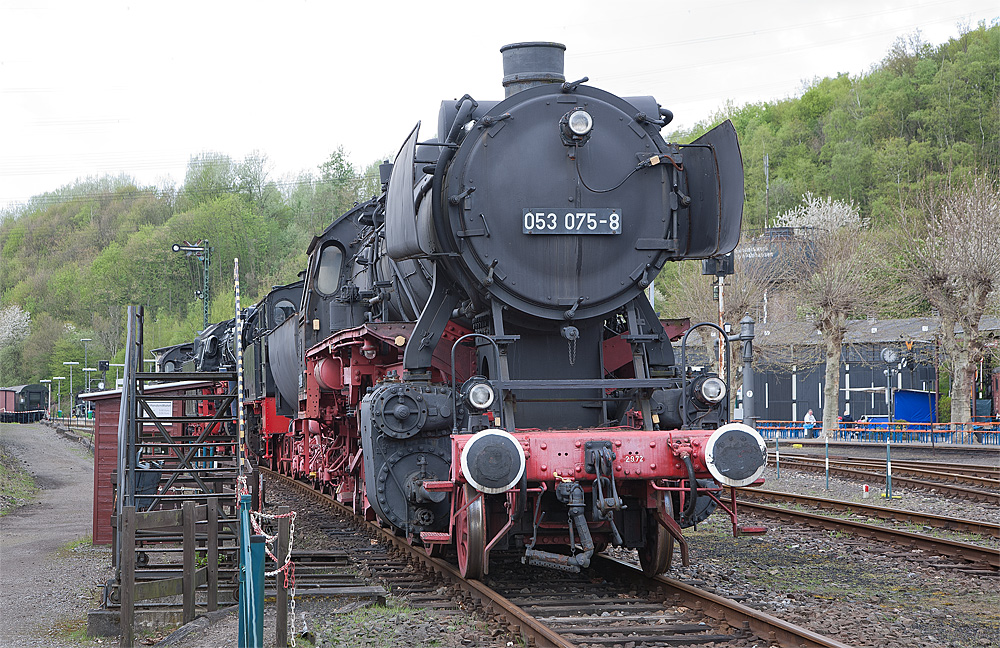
[167,42,768,578]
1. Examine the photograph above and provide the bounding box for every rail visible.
[756,419,999,445]
[729,499,999,571]
[263,467,853,648]
[52,415,95,433]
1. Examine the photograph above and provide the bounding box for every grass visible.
[52,617,89,642]
[0,443,38,515]
[321,601,418,646]
[55,534,94,557]
[317,598,502,648]
[52,615,170,646]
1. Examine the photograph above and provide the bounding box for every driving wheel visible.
[638,493,674,576]
[455,484,485,579]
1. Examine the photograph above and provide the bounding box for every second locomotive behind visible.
[247,42,767,578]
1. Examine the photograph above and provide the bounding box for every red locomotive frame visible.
[256,319,765,577]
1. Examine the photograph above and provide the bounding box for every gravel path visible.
[0,422,113,648]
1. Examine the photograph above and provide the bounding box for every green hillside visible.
[1,24,997,388]
[670,22,997,228]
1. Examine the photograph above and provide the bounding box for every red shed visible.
[81,381,214,545]
[0,389,14,413]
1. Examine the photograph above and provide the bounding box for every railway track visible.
[778,454,1000,488]
[770,456,1000,503]
[261,467,854,648]
[730,494,999,572]
[826,457,1000,480]
[737,487,1000,538]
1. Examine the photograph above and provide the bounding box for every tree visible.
[0,304,31,349]
[180,152,237,208]
[0,304,31,385]
[316,146,364,220]
[237,150,284,216]
[904,178,1000,427]
[778,194,878,435]
[669,249,776,357]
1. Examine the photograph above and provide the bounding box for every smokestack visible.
[500,42,566,98]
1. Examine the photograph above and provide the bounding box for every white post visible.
[40,380,52,417]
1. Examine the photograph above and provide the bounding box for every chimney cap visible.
[500,41,567,97]
[500,41,566,53]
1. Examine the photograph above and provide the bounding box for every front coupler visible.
[523,481,595,573]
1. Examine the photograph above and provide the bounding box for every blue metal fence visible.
[755,420,1000,446]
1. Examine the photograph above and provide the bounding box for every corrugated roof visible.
[0,384,44,393]
[756,315,1000,346]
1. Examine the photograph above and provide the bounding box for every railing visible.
[0,409,46,423]
[119,501,222,648]
[53,415,95,428]
[755,419,1000,446]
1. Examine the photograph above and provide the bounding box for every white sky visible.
[1,0,996,210]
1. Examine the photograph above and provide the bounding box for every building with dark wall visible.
[750,316,998,423]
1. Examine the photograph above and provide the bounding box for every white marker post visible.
[825,434,830,490]
[884,435,893,499]
[234,258,248,477]
[774,433,780,480]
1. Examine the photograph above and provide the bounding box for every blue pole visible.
[250,535,265,645]
[237,494,264,648]
[238,496,248,648]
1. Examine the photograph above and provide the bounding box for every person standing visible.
[804,409,817,438]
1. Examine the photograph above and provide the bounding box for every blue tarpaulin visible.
[894,389,937,424]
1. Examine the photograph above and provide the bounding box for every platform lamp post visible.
[82,368,96,414]
[172,240,211,332]
[80,338,92,391]
[53,377,65,419]
[63,361,79,417]
[39,379,52,417]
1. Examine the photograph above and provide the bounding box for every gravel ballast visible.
[2,423,996,647]
[667,459,999,648]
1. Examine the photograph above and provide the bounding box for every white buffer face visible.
[460,429,526,494]
[705,422,768,487]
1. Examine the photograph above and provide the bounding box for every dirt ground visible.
[0,422,113,648]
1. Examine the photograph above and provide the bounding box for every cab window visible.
[315,244,343,295]
[273,299,296,325]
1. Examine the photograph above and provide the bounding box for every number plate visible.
[523,209,622,235]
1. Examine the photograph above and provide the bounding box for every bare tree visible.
[666,242,779,407]
[93,305,123,359]
[778,194,879,435]
[905,178,1000,426]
